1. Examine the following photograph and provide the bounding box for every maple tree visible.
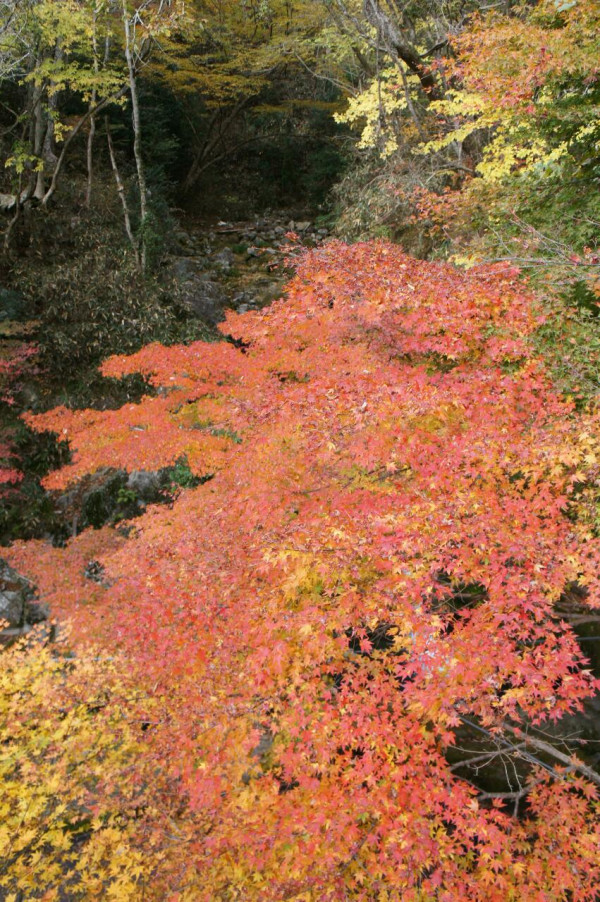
[328,0,447,156]
[5,240,600,899]
[408,0,600,269]
[0,630,159,900]
[324,0,599,283]
[427,0,600,182]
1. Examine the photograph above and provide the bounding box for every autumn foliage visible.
[6,242,600,899]
[408,0,600,265]
[0,631,165,900]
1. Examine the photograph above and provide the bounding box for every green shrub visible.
[16,247,212,376]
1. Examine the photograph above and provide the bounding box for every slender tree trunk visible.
[362,0,442,99]
[86,9,100,208]
[32,81,46,202]
[86,108,96,208]
[42,59,60,169]
[106,116,140,268]
[3,172,23,253]
[32,43,61,202]
[42,85,128,208]
[123,0,148,270]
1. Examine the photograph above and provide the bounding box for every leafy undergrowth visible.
[5,242,600,900]
[0,633,166,901]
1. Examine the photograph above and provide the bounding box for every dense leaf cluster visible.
[7,242,600,899]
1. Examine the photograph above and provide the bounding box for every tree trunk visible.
[86,111,96,208]
[86,9,100,208]
[32,82,46,202]
[106,117,140,268]
[362,0,442,100]
[182,98,251,193]
[123,1,148,271]
[42,85,129,208]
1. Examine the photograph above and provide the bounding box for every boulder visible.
[166,257,208,281]
[55,467,128,532]
[0,560,29,627]
[232,291,256,310]
[166,257,229,324]
[0,559,48,643]
[181,274,228,324]
[0,288,27,322]
[213,248,235,271]
[127,469,162,499]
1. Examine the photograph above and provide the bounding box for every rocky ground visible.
[165,212,331,324]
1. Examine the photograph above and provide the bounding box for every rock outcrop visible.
[0,559,49,644]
